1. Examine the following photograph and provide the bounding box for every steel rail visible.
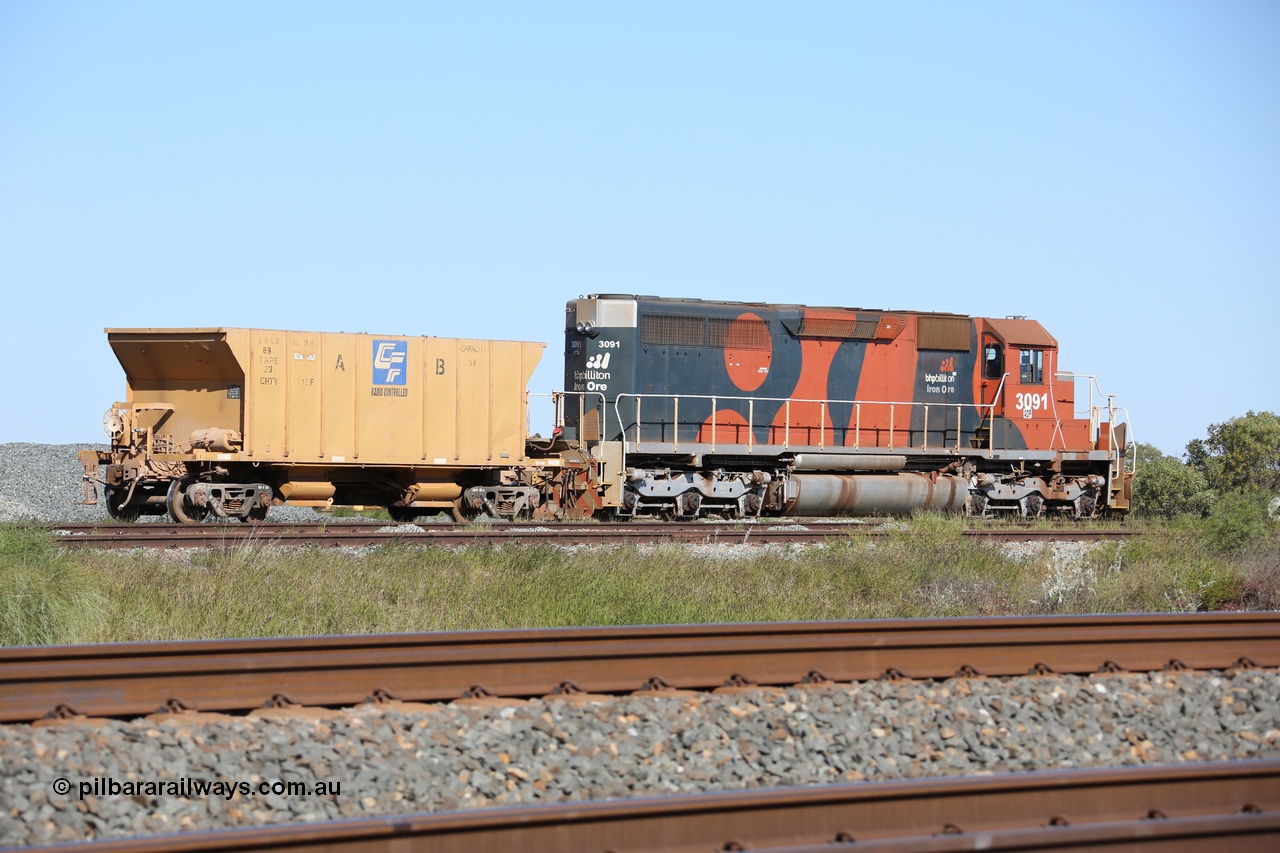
[32,521,1135,549]
[6,760,1278,852]
[2,614,1275,723]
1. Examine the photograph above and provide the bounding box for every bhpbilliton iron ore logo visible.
[372,340,408,385]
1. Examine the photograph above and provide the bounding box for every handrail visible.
[533,390,608,436]
[1111,404,1137,476]
[587,379,1127,467]
[978,373,1009,452]
[1059,373,1135,474]
[613,391,996,454]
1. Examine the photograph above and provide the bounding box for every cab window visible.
[1019,349,1044,384]
[983,343,1004,379]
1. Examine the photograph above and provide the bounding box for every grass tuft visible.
[1,516,1275,645]
[0,528,104,646]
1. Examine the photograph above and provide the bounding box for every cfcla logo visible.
[586,353,611,370]
[939,356,955,373]
[373,340,407,385]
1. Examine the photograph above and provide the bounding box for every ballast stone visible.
[2,670,1278,847]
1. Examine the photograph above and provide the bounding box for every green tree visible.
[1186,411,1280,494]
[1131,441,1169,469]
[1132,455,1212,520]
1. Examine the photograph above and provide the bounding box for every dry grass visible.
[1,515,1276,645]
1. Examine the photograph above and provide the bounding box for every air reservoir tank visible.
[777,473,969,516]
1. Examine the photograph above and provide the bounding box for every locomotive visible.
[80,295,1132,522]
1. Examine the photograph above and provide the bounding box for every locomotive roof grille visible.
[641,314,706,348]
[917,315,973,352]
[797,315,881,340]
[641,314,772,350]
[709,316,770,349]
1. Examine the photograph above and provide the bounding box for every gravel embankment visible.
[0,444,110,524]
[2,669,1277,847]
[0,443,329,524]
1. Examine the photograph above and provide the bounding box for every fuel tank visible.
[777,473,969,516]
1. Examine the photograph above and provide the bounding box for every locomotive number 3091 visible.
[1015,392,1049,413]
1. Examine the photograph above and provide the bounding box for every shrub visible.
[1200,491,1271,554]
[1132,455,1212,519]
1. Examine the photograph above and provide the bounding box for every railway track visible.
[4,614,1273,723]
[2,615,1277,851]
[13,762,1280,852]
[33,520,1135,549]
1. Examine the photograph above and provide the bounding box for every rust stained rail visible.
[1,614,1276,723]
[34,522,1137,550]
[8,760,1280,852]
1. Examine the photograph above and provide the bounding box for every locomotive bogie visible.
[616,468,770,519]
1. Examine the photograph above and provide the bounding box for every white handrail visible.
[533,391,608,436]
[612,391,992,453]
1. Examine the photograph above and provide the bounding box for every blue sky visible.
[2,1,1276,455]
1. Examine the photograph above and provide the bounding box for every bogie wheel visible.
[237,503,270,523]
[451,498,479,524]
[166,479,209,524]
[104,485,141,523]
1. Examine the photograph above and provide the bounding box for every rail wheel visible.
[1020,493,1045,519]
[228,482,271,522]
[240,504,269,523]
[166,479,209,524]
[451,498,479,523]
[1073,492,1098,520]
[104,485,141,523]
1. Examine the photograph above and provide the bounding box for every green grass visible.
[325,506,394,520]
[0,528,104,646]
[1,514,1276,645]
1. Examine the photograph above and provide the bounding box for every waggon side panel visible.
[106,328,543,469]
[320,332,356,460]
[489,340,540,462]
[423,338,458,463]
